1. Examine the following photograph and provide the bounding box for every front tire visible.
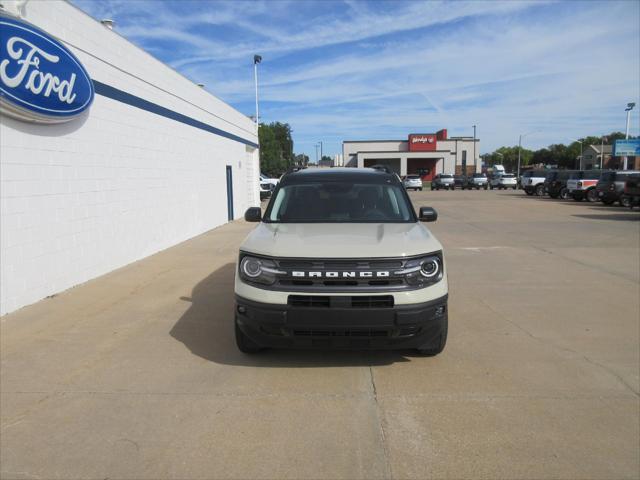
[416,318,448,356]
[586,188,599,203]
[620,195,632,208]
[535,184,545,196]
[235,320,263,353]
[560,187,570,199]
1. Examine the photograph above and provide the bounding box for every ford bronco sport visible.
[235,168,448,355]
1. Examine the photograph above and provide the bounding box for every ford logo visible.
[0,14,94,123]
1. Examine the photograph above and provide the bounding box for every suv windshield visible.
[473,173,486,178]
[265,182,415,223]
[441,174,453,178]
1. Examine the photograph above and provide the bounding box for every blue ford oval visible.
[0,14,94,123]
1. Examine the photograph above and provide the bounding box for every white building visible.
[0,1,259,315]
[343,129,480,179]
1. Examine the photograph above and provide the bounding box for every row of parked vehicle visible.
[520,169,640,208]
[402,173,517,191]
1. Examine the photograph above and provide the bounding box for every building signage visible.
[613,139,640,157]
[408,133,437,152]
[0,13,94,123]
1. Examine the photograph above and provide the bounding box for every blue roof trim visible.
[93,80,259,149]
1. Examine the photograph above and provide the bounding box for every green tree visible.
[258,122,294,175]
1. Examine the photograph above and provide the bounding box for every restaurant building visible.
[343,129,480,180]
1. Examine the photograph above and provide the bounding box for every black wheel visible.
[621,195,632,208]
[535,184,545,196]
[560,187,570,199]
[489,184,494,190]
[416,318,448,356]
[586,188,599,203]
[419,187,423,191]
[235,320,263,353]
[483,185,488,190]
[572,193,583,201]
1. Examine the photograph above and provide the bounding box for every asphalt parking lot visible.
[1,190,639,480]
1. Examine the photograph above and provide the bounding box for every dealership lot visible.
[1,190,638,479]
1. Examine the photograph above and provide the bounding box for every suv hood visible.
[240,222,443,258]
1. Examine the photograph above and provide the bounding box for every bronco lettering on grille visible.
[291,271,391,278]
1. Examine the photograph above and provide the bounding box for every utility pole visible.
[517,134,522,178]
[319,141,323,161]
[315,144,320,164]
[600,136,606,169]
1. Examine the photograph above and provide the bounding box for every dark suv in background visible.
[544,170,575,199]
[596,170,640,206]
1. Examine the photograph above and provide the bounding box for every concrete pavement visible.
[1,190,639,479]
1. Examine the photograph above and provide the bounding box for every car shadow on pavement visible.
[572,212,640,221]
[170,263,413,367]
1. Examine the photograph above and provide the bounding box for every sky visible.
[73,0,640,158]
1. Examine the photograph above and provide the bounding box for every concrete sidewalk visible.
[1,190,639,479]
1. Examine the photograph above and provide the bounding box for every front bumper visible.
[235,294,448,350]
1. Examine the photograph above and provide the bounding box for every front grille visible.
[293,329,389,337]
[274,258,410,292]
[288,295,394,308]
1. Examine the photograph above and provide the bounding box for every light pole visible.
[315,143,320,164]
[624,102,635,170]
[600,135,607,169]
[568,138,583,170]
[472,125,477,173]
[319,141,323,161]
[253,55,262,133]
[517,130,537,178]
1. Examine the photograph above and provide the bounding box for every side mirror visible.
[244,207,262,222]
[419,207,438,222]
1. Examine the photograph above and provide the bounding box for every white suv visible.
[489,173,517,189]
[403,175,423,191]
[235,168,449,355]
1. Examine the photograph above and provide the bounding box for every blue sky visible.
[73,0,639,158]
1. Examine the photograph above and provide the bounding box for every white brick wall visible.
[0,1,260,315]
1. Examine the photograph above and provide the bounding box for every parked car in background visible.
[521,170,547,196]
[259,182,274,200]
[489,173,517,190]
[453,175,467,190]
[544,170,575,199]
[596,170,640,206]
[621,173,640,209]
[260,173,279,189]
[468,173,488,190]
[566,170,603,202]
[403,174,423,191]
[431,174,455,190]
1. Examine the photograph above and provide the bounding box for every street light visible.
[568,137,583,170]
[624,102,635,170]
[315,143,320,163]
[472,125,477,173]
[253,55,262,133]
[318,141,323,161]
[517,130,537,178]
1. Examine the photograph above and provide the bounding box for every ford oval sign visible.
[0,14,94,123]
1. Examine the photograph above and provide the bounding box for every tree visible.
[258,122,294,175]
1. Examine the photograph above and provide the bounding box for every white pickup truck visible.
[521,170,548,196]
[566,170,603,202]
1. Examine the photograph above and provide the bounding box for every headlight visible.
[395,253,443,287]
[239,254,283,285]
